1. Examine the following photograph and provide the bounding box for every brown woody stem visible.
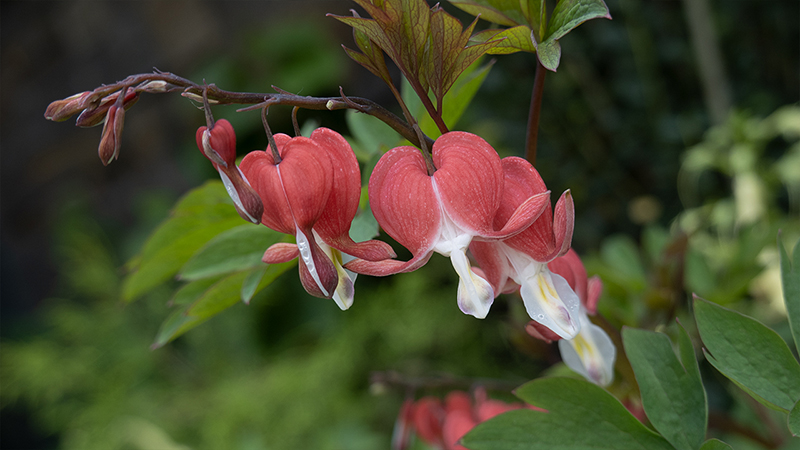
[69,71,434,150]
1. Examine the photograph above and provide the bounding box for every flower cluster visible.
[393,389,537,450]
[189,121,615,383]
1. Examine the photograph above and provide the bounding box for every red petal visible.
[586,275,603,315]
[196,119,237,167]
[310,127,395,261]
[344,251,432,276]
[547,249,588,307]
[262,242,299,264]
[431,132,504,236]
[468,241,510,296]
[525,320,563,343]
[412,397,445,446]
[296,227,338,299]
[240,134,332,234]
[369,146,440,259]
[441,409,476,450]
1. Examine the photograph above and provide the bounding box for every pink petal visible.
[586,275,603,315]
[196,119,237,167]
[344,251,433,276]
[442,410,477,450]
[310,127,395,261]
[411,397,445,446]
[480,157,550,239]
[547,249,588,307]
[468,241,511,297]
[296,226,338,299]
[431,132,504,236]
[262,243,299,264]
[366,146,441,274]
[525,320,564,343]
[475,399,519,422]
[239,134,332,234]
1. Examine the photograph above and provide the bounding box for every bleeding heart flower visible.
[547,249,616,386]
[470,156,580,339]
[195,119,264,225]
[239,128,394,308]
[346,132,550,319]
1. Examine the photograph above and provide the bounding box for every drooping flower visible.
[537,249,616,387]
[346,132,550,319]
[402,389,539,450]
[195,119,264,225]
[239,128,395,309]
[470,156,580,339]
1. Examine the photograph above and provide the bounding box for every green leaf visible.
[122,181,245,302]
[545,0,611,42]
[179,224,284,280]
[241,265,267,304]
[169,276,223,306]
[472,26,537,55]
[153,261,295,348]
[346,109,401,162]
[622,327,706,450]
[790,399,800,437]
[694,296,800,412]
[461,377,674,450]
[519,0,546,41]
[699,439,733,450]
[447,0,527,27]
[533,35,562,71]
[349,207,381,244]
[779,235,800,352]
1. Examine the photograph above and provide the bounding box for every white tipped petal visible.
[295,226,329,297]
[450,250,494,318]
[218,169,258,223]
[520,270,581,339]
[558,313,616,386]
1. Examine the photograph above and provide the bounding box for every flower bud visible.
[76,90,139,128]
[98,104,125,165]
[44,91,92,122]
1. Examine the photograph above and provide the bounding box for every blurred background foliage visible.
[1,0,798,449]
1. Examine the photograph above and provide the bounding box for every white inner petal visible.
[318,236,356,311]
[501,244,581,339]
[219,169,257,223]
[558,310,616,386]
[295,225,329,297]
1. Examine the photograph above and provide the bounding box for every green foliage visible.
[694,296,800,413]
[461,377,673,450]
[454,0,610,70]
[334,0,501,113]
[622,326,707,450]
[780,235,800,352]
[790,400,800,437]
[699,439,733,450]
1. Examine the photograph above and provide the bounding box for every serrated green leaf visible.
[545,0,611,42]
[472,26,537,55]
[699,439,733,450]
[405,59,493,138]
[622,327,707,450]
[779,235,800,353]
[448,0,527,27]
[790,400,800,437]
[520,0,546,40]
[461,377,673,450]
[179,224,283,280]
[122,181,245,302]
[694,296,800,412]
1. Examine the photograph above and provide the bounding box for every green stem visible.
[525,59,547,166]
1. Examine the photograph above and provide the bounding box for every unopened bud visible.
[136,80,172,93]
[195,119,237,168]
[44,91,92,122]
[98,104,125,165]
[76,90,139,128]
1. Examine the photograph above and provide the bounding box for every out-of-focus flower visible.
[402,389,538,450]
[348,132,549,318]
[240,128,394,308]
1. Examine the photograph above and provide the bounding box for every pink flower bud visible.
[76,90,139,128]
[97,104,124,165]
[44,91,92,122]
